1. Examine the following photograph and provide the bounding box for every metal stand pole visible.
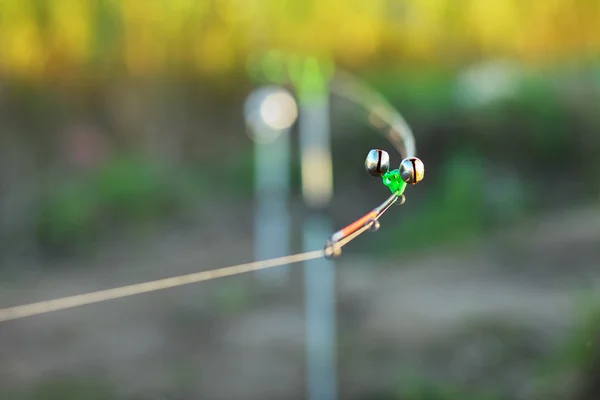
[254,127,291,285]
[298,85,337,400]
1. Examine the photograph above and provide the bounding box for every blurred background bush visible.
[0,1,599,399]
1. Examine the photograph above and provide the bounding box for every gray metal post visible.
[254,128,291,285]
[244,87,297,286]
[298,83,337,400]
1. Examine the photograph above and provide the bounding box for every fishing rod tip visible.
[323,239,342,259]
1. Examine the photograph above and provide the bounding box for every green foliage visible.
[534,295,600,398]
[2,0,599,82]
[209,280,254,315]
[22,376,118,400]
[94,158,181,221]
[507,74,572,162]
[360,67,583,255]
[461,70,577,171]
[36,157,206,253]
[562,299,600,368]
[364,67,458,117]
[383,151,488,253]
[391,376,502,400]
[219,146,304,198]
[219,148,255,197]
[37,181,99,250]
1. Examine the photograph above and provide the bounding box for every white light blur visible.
[260,91,298,130]
[456,59,521,110]
[301,148,333,209]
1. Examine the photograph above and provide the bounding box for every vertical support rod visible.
[254,127,291,285]
[303,215,336,400]
[298,71,337,400]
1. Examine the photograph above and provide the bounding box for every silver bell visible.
[399,157,425,184]
[365,149,390,177]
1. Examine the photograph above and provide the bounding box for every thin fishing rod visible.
[0,70,424,323]
[0,251,324,323]
[0,187,400,323]
[330,70,417,159]
[0,189,399,323]
[324,71,425,258]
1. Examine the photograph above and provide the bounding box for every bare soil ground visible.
[1,206,599,399]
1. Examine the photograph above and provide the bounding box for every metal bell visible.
[365,149,390,177]
[400,157,425,184]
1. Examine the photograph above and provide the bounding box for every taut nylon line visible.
[0,250,324,323]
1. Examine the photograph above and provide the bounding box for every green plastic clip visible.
[382,169,407,196]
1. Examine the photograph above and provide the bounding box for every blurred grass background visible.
[1,1,600,399]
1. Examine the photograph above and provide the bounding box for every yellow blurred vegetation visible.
[0,0,598,80]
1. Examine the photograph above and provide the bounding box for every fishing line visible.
[0,251,322,323]
[0,71,424,324]
[0,187,395,323]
